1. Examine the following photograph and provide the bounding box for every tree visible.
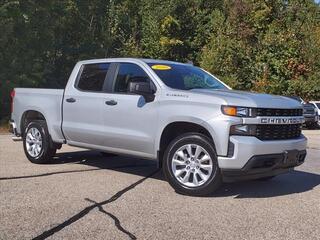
[200,0,320,100]
[0,0,319,122]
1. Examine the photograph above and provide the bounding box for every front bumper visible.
[218,135,307,181]
[222,150,306,182]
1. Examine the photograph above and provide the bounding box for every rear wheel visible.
[23,120,56,164]
[163,133,222,196]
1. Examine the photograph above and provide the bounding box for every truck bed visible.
[12,88,65,142]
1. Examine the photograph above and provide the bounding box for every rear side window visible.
[114,63,150,93]
[77,63,110,92]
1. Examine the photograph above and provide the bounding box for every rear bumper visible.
[9,120,22,141]
[222,150,306,182]
[218,135,307,168]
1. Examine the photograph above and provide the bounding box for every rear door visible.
[100,62,159,157]
[63,62,113,146]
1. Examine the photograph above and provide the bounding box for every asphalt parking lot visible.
[0,130,319,240]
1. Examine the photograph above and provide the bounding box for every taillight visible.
[10,89,15,113]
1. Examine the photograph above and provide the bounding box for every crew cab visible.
[10,58,307,196]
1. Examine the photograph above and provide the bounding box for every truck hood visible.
[190,89,302,109]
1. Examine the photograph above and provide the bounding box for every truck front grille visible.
[304,109,314,114]
[255,108,303,117]
[256,124,302,140]
[303,104,315,115]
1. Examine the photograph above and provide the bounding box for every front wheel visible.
[23,120,56,164]
[163,133,222,196]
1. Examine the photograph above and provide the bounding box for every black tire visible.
[163,133,222,196]
[22,120,56,164]
[257,176,275,181]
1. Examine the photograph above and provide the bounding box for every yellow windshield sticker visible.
[151,64,171,70]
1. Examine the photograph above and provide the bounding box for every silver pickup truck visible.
[10,58,307,196]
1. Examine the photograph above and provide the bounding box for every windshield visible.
[316,103,320,108]
[148,63,228,90]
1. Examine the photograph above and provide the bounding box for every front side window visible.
[114,63,151,93]
[148,63,228,90]
[77,63,110,92]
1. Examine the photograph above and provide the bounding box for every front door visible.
[101,62,159,158]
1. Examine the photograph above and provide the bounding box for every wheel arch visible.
[158,121,216,164]
[20,110,47,134]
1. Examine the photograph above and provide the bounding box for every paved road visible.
[0,131,319,240]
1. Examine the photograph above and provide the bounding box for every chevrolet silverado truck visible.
[303,103,319,129]
[310,101,320,127]
[10,58,307,196]
[288,96,319,129]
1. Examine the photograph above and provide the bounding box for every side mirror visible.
[128,82,155,102]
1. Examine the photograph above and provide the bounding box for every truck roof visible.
[77,58,188,66]
[140,58,187,65]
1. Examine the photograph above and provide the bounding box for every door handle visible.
[105,100,117,106]
[66,98,76,103]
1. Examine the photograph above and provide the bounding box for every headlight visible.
[221,106,253,117]
[230,124,256,136]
